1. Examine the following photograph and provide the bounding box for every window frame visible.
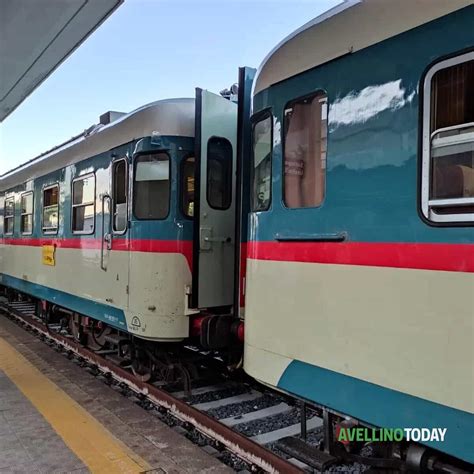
[42,183,60,235]
[180,154,195,219]
[71,173,96,235]
[251,110,273,212]
[4,197,15,236]
[421,50,474,225]
[281,90,328,210]
[111,157,128,234]
[206,136,233,211]
[20,191,34,235]
[132,151,171,221]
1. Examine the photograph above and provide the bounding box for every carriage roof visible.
[253,0,474,95]
[0,98,195,192]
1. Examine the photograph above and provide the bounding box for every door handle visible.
[200,226,232,251]
[204,236,232,243]
[104,232,112,250]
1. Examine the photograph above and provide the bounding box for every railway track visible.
[1,298,348,473]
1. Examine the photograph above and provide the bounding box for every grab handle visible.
[275,232,347,242]
[100,194,112,271]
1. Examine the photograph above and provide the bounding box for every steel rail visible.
[0,302,302,474]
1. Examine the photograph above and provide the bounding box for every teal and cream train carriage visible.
[1,100,196,342]
[245,0,474,466]
[0,92,246,355]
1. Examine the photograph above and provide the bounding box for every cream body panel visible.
[244,342,292,387]
[127,252,192,340]
[0,244,192,340]
[1,244,128,307]
[244,258,474,413]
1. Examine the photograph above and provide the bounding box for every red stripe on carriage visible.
[0,238,193,269]
[247,241,474,273]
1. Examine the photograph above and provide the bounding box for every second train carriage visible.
[245,0,474,466]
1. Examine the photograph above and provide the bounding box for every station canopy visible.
[0,0,122,122]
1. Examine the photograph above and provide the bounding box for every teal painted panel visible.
[278,360,474,463]
[0,273,127,329]
[251,7,474,243]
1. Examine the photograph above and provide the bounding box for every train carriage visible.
[0,92,248,365]
[244,0,474,466]
[1,100,196,341]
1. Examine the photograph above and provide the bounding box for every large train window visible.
[181,156,195,218]
[72,175,95,234]
[422,51,474,223]
[20,192,33,235]
[207,137,232,210]
[4,197,14,235]
[134,153,170,220]
[43,184,59,234]
[252,114,272,211]
[283,92,328,208]
[112,159,127,232]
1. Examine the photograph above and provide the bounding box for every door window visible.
[206,137,232,210]
[252,115,272,211]
[181,156,195,217]
[112,160,127,232]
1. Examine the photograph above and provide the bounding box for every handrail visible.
[431,121,474,140]
[275,232,347,242]
[100,194,112,271]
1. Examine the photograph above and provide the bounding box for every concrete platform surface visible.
[0,315,232,474]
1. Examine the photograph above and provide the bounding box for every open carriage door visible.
[192,89,238,309]
[234,67,256,317]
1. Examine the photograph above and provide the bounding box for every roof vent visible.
[99,110,125,125]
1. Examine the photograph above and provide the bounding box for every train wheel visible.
[131,348,152,382]
[87,325,112,351]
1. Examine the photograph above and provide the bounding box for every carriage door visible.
[98,158,129,314]
[192,88,238,309]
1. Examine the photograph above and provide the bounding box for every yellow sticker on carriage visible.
[42,245,56,266]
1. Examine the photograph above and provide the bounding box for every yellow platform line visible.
[0,336,151,474]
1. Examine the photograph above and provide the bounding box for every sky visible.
[0,0,340,174]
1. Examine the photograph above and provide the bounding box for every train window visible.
[72,175,95,233]
[112,160,127,232]
[43,185,59,233]
[207,137,232,210]
[252,115,272,211]
[134,153,170,219]
[283,92,328,208]
[20,192,33,234]
[181,156,195,218]
[4,198,14,235]
[422,52,474,223]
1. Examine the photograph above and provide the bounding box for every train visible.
[1,0,473,471]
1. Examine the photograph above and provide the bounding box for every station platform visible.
[0,315,231,474]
